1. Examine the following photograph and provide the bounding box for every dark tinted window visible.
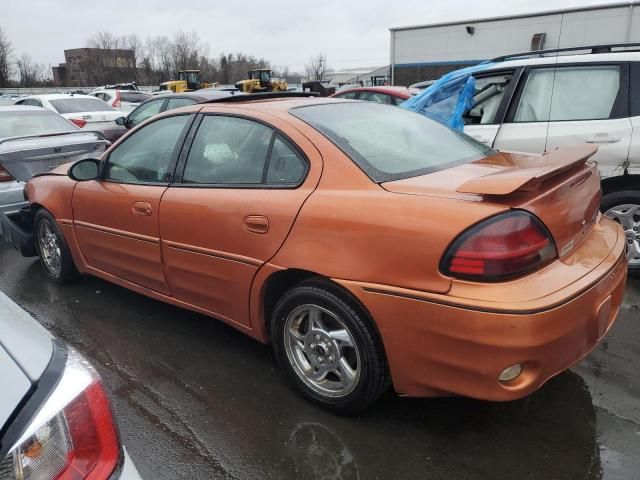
[182,116,273,184]
[292,102,493,182]
[106,115,189,183]
[50,97,116,114]
[120,92,151,103]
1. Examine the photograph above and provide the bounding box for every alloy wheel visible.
[605,203,640,266]
[38,220,62,276]
[284,304,361,398]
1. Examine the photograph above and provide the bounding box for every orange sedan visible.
[1,94,627,413]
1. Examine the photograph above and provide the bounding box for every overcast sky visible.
[2,0,614,72]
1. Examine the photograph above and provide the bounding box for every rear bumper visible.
[0,180,27,215]
[336,220,628,401]
[0,209,36,257]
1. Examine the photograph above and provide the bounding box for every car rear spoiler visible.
[456,144,598,196]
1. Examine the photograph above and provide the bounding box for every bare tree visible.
[0,27,11,88]
[16,53,45,87]
[305,53,328,81]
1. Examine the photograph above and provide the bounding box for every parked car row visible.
[0,45,632,417]
[0,90,627,414]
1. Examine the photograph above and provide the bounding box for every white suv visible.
[431,47,640,273]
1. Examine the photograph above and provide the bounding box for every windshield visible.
[0,110,77,138]
[292,102,494,182]
[50,97,117,114]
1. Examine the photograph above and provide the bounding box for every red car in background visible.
[330,86,418,105]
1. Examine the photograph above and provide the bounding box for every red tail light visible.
[112,91,121,109]
[70,119,87,128]
[9,349,121,480]
[0,164,14,182]
[441,210,557,281]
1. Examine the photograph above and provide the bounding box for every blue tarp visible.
[400,62,496,131]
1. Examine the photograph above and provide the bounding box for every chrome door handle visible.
[585,135,621,143]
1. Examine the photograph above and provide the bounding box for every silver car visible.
[0,291,141,479]
[0,106,108,215]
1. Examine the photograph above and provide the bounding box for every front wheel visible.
[34,209,78,283]
[271,280,390,414]
[602,190,640,276]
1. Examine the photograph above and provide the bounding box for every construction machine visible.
[235,69,288,93]
[159,70,218,93]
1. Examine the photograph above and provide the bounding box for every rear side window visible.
[292,102,493,182]
[334,91,358,100]
[50,98,116,114]
[514,65,621,122]
[266,135,307,184]
[166,98,197,110]
[357,91,393,104]
[182,116,273,184]
[128,99,165,126]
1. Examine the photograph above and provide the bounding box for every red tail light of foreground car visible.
[8,349,120,480]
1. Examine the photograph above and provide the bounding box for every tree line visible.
[0,27,329,88]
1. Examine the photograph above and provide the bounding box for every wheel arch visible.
[260,268,387,352]
[601,174,640,197]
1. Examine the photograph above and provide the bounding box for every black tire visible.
[34,209,79,283]
[601,190,640,277]
[271,279,390,414]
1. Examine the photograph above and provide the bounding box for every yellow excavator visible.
[159,70,218,93]
[235,69,288,93]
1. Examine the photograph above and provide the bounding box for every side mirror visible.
[68,158,101,182]
[115,116,126,126]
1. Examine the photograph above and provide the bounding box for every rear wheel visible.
[34,209,78,283]
[271,279,389,414]
[602,190,640,276]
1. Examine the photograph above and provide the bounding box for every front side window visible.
[514,65,620,122]
[182,116,273,184]
[127,99,165,126]
[105,115,190,183]
[464,75,510,125]
[292,102,493,182]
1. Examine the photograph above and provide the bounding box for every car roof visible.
[197,96,352,115]
[481,51,640,72]
[334,86,413,98]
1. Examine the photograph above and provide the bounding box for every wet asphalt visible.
[0,242,638,480]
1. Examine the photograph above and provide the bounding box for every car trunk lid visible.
[382,145,602,259]
[0,131,108,181]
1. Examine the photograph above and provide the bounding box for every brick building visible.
[52,48,136,87]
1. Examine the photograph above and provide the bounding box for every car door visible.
[159,111,322,327]
[72,113,193,294]
[537,63,631,177]
[463,71,519,148]
[494,63,632,163]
